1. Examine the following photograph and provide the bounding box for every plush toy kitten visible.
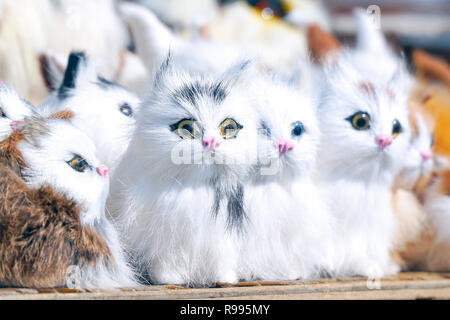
[0,117,137,288]
[39,52,141,173]
[109,56,258,286]
[239,76,334,281]
[0,85,34,140]
[314,11,412,278]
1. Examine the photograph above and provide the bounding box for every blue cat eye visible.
[291,121,305,138]
[119,103,133,117]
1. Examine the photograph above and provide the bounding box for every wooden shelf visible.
[0,272,449,300]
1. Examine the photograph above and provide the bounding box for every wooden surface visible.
[0,272,449,300]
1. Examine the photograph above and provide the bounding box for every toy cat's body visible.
[109,56,258,286]
[239,77,334,281]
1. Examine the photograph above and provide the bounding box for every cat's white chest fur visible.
[112,175,240,286]
[240,178,334,281]
[321,178,398,278]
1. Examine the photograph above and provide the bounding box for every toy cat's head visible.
[254,76,319,181]
[11,117,110,226]
[317,52,411,182]
[39,51,141,171]
[132,55,258,186]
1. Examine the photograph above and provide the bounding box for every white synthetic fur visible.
[18,118,137,288]
[314,11,412,278]
[239,76,334,281]
[39,53,141,173]
[0,85,34,140]
[109,57,259,286]
[394,111,434,191]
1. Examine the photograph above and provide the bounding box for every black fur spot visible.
[172,81,228,107]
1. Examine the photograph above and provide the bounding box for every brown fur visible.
[0,122,112,288]
[439,170,450,196]
[307,24,341,64]
[49,110,74,122]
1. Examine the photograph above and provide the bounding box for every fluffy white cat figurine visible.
[314,11,412,278]
[11,117,137,288]
[0,84,34,140]
[109,56,258,286]
[239,75,334,281]
[38,52,141,173]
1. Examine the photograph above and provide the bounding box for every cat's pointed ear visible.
[220,59,253,88]
[307,24,341,65]
[354,8,389,56]
[152,51,173,88]
[39,52,66,92]
[119,2,177,76]
[58,51,97,99]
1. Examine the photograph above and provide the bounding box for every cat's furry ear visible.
[220,59,253,88]
[307,24,341,64]
[152,51,173,88]
[39,52,66,92]
[354,8,390,56]
[58,51,97,99]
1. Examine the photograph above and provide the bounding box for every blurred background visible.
[0,0,449,147]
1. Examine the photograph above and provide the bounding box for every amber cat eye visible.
[170,118,201,139]
[67,156,89,172]
[346,112,371,130]
[220,118,243,139]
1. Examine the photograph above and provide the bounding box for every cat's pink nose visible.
[10,121,22,131]
[375,134,393,151]
[275,138,295,154]
[421,150,433,161]
[96,165,109,178]
[202,136,220,151]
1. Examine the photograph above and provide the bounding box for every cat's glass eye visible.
[392,119,402,138]
[170,118,200,139]
[347,112,371,130]
[220,118,243,139]
[67,155,89,173]
[0,108,6,118]
[291,121,305,138]
[119,103,133,117]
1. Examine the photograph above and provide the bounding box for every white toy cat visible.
[109,56,258,286]
[314,10,412,278]
[239,75,334,281]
